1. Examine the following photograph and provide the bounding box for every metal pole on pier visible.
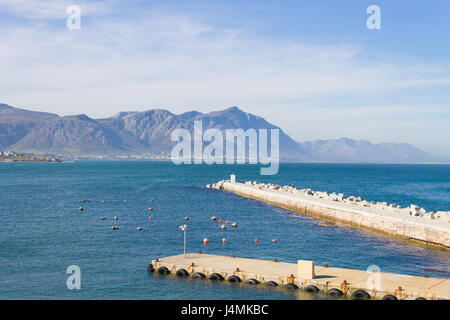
[183,224,187,258]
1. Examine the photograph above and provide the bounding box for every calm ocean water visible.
[0,161,449,299]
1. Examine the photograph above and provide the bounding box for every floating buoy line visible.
[78,198,281,249]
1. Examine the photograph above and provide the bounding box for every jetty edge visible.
[206,175,450,249]
[150,253,450,300]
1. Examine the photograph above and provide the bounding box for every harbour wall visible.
[209,180,450,249]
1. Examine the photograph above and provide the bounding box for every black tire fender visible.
[285,283,298,290]
[352,289,371,300]
[176,269,189,278]
[327,288,344,297]
[157,266,170,275]
[228,275,242,283]
[192,272,206,279]
[305,285,320,293]
[245,278,260,285]
[265,281,278,287]
[382,294,398,300]
[209,273,224,281]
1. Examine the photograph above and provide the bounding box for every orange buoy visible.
[149,207,153,211]
[218,219,223,223]
[226,221,230,225]
[184,217,189,221]
[211,216,217,221]
[100,217,106,220]
[231,222,238,227]
[272,239,277,243]
[220,224,226,230]
[148,216,152,220]
[222,238,226,244]
[203,238,209,245]
[255,238,259,244]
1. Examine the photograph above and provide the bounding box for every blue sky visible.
[0,0,449,156]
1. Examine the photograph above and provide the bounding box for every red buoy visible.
[272,239,277,243]
[218,219,223,223]
[211,216,217,221]
[222,238,226,244]
[149,200,153,203]
[203,238,209,245]
[226,221,230,225]
[149,207,153,211]
[148,216,152,220]
[255,238,259,244]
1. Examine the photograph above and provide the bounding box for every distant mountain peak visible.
[178,111,203,120]
[62,114,94,122]
[225,106,241,112]
[0,103,445,162]
[112,111,139,118]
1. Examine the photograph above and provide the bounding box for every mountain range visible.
[0,103,445,162]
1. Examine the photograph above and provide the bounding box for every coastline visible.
[0,156,61,162]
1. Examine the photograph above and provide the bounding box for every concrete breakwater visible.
[206,176,450,249]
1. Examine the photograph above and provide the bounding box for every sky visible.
[0,0,449,156]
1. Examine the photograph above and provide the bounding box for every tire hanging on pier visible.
[209,273,224,281]
[245,278,260,285]
[147,264,155,273]
[176,269,189,278]
[382,294,398,300]
[327,288,344,297]
[265,281,278,287]
[228,275,242,283]
[192,272,206,279]
[305,285,319,293]
[351,289,371,300]
[415,297,427,300]
[158,266,170,275]
[285,283,298,290]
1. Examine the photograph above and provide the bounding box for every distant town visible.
[0,150,62,162]
[0,150,173,162]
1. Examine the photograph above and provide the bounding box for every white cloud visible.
[0,4,449,155]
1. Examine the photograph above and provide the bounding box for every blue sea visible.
[0,161,449,299]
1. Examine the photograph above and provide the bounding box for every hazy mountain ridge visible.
[0,103,59,149]
[297,138,442,162]
[0,103,446,162]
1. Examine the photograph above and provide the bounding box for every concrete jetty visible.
[206,176,450,249]
[150,253,450,300]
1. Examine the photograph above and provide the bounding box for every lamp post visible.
[183,224,187,258]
